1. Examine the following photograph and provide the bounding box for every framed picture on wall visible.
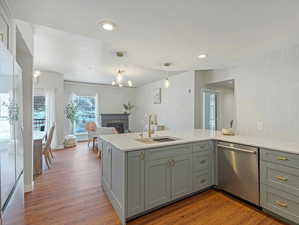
[153,88,161,104]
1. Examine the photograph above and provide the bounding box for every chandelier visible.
[112,70,133,87]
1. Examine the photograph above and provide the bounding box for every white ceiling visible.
[7,0,299,86]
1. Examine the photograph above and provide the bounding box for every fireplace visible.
[106,122,124,133]
[100,114,129,133]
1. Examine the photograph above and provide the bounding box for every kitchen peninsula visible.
[99,129,299,225]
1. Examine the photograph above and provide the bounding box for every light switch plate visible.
[257,121,263,131]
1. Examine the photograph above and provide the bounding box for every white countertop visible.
[99,129,299,154]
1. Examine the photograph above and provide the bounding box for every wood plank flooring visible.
[21,143,286,225]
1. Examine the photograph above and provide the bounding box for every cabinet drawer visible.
[260,149,299,169]
[261,185,299,224]
[192,151,211,172]
[193,141,212,153]
[261,162,299,196]
[192,170,211,192]
[145,144,192,161]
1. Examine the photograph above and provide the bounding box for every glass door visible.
[0,42,16,207]
[14,62,24,180]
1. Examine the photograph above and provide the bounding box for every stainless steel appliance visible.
[217,142,260,206]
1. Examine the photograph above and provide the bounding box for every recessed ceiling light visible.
[198,54,207,59]
[99,21,116,31]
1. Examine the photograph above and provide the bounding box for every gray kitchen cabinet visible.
[193,170,211,191]
[261,184,299,224]
[260,148,299,224]
[127,151,145,217]
[101,141,214,224]
[102,142,112,188]
[145,151,193,210]
[171,154,192,199]
[145,158,171,210]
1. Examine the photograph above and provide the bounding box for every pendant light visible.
[164,78,170,88]
[163,63,171,88]
[116,70,123,83]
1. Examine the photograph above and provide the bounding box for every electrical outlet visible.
[257,121,263,131]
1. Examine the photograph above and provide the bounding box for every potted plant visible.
[65,102,78,134]
[123,102,134,114]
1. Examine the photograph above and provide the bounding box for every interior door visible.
[0,42,16,207]
[14,62,24,180]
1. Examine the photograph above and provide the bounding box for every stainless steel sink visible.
[136,136,180,144]
[152,136,179,142]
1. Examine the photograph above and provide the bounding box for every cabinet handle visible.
[139,152,145,160]
[275,201,288,208]
[275,176,288,182]
[277,156,288,161]
[167,160,172,167]
[200,160,206,164]
[172,160,176,167]
[200,179,206,183]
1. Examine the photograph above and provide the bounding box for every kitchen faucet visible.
[148,114,153,138]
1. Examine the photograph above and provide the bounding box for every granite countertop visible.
[99,129,299,154]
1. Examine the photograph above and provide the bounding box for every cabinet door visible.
[14,62,24,179]
[127,151,145,217]
[145,158,171,210]
[102,143,111,188]
[0,42,16,207]
[171,154,192,199]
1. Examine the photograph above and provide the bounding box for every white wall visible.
[217,88,235,129]
[202,44,299,141]
[16,48,34,192]
[135,71,195,132]
[194,70,210,129]
[14,20,34,56]
[220,88,235,129]
[34,71,65,148]
[64,81,136,134]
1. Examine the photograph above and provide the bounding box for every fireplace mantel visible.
[100,113,129,133]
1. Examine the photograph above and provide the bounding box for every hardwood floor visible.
[21,143,286,225]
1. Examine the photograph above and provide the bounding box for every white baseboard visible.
[24,181,34,193]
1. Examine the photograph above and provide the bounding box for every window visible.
[33,96,46,131]
[74,96,96,134]
[204,92,218,130]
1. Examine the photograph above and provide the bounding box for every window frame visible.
[32,95,47,132]
[73,95,97,135]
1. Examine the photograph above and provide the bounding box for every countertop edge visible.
[99,135,299,155]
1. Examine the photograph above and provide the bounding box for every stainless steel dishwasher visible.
[217,141,260,206]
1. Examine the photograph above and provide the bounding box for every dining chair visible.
[96,127,118,158]
[85,122,98,151]
[43,124,55,168]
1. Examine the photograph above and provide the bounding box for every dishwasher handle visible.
[217,144,257,154]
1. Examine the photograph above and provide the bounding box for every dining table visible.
[33,130,46,178]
